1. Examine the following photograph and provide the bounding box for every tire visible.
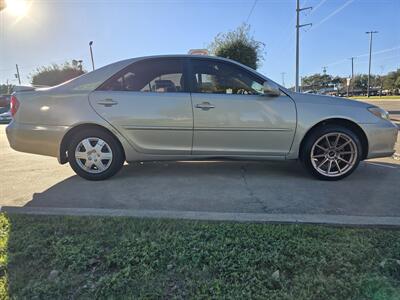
[301,125,363,181]
[67,129,125,180]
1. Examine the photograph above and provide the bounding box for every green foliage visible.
[210,24,265,70]
[0,214,9,299]
[383,69,400,91]
[352,74,381,90]
[0,84,13,95]
[30,61,86,87]
[302,69,400,94]
[302,73,343,90]
[2,213,400,299]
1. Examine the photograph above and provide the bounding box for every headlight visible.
[368,107,390,120]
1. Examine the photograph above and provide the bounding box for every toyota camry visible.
[6,55,398,180]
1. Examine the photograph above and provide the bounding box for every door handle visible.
[97,99,118,107]
[195,102,215,110]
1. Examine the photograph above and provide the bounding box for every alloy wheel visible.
[310,132,358,177]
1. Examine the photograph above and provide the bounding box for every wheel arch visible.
[299,118,369,161]
[59,123,126,164]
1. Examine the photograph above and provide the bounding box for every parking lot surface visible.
[1,100,399,218]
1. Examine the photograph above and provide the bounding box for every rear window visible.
[97,58,186,93]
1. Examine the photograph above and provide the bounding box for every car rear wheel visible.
[302,125,362,181]
[67,129,124,180]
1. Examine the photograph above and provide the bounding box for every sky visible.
[0,0,399,87]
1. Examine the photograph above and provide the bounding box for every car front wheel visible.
[67,129,125,180]
[302,125,362,181]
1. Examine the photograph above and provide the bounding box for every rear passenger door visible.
[89,58,193,154]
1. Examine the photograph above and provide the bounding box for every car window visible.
[98,59,186,92]
[191,59,264,95]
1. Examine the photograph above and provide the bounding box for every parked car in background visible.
[6,55,398,181]
[0,95,11,108]
[0,110,12,124]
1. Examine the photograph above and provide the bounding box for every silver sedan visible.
[6,55,398,180]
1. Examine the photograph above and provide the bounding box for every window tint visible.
[191,59,264,95]
[98,59,186,92]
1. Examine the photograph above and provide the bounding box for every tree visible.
[352,74,379,92]
[302,73,333,90]
[0,84,13,95]
[383,69,400,94]
[209,24,265,70]
[31,61,85,86]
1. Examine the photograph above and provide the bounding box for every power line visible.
[325,45,400,67]
[283,0,355,61]
[357,54,400,64]
[356,45,400,58]
[312,0,355,30]
[245,0,258,24]
[311,0,329,14]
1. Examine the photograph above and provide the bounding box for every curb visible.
[2,206,400,227]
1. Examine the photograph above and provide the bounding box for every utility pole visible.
[15,64,21,85]
[89,41,95,71]
[348,57,355,96]
[281,72,286,87]
[366,31,378,97]
[295,0,312,92]
[349,57,354,78]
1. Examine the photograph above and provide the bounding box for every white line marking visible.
[366,162,398,169]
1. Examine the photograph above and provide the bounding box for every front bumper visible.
[360,120,398,159]
[6,121,68,159]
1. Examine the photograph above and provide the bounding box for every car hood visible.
[288,92,376,108]
[0,111,11,117]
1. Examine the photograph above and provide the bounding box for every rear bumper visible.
[6,121,68,159]
[360,121,398,159]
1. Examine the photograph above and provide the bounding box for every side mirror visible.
[263,81,281,97]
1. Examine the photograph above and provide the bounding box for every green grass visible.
[1,213,400,299]
[349,95,400,100]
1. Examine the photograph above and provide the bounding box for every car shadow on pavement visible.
[20,159,400,217]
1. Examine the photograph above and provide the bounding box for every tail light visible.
[10,95,20,117]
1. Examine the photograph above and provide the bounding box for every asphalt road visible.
[0,100,399,218]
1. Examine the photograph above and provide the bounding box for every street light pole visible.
[295,0,312,92]
[366,31,378,97]
[89,41,95,71]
